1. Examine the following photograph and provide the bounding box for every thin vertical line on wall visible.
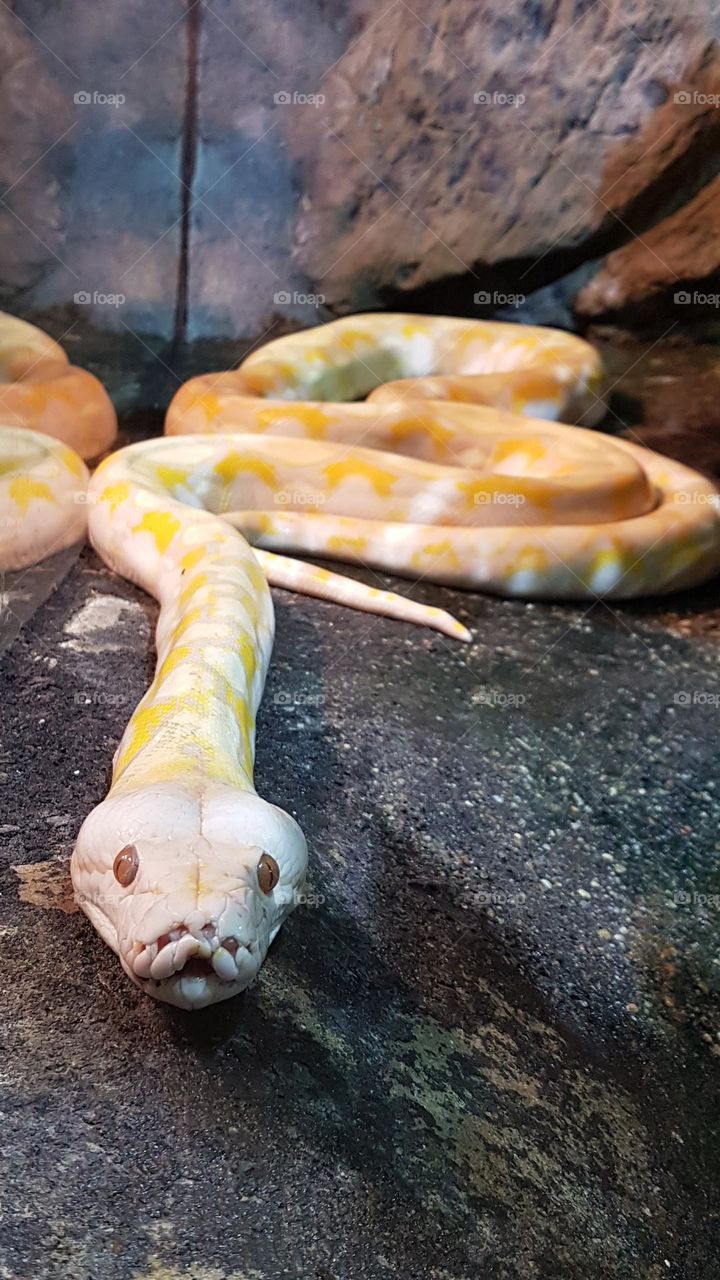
[173,0,201,349]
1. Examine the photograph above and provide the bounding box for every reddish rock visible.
[576,174,720,315]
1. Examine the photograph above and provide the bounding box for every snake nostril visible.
[221,937,239,957]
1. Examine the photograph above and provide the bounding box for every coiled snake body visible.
[3,312,719,1008]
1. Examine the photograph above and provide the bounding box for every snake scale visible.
[2,311,719,1009]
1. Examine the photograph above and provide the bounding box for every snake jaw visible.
[114,876,283,1008]
[132,918,258,984]
[127,917,264,1009]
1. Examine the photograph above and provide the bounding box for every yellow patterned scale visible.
[4,312,719,1009]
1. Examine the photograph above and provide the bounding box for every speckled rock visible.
[2,332,720,1278]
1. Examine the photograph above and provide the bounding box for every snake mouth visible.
[131,924,256,987]
[178,956,215,979]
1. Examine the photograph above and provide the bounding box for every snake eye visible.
[113,844,139,887]
[257,852,280,894]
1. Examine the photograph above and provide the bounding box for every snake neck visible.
[106,517,275,799]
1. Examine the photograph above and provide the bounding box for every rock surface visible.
[577,174,720,317]
[289,1,720,317]
[0,1,719,336]
[2,331,720,1278]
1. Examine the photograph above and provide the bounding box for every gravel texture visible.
[1,334,720,1279]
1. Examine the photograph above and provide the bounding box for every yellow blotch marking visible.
[214,451,277,488]
[192,389,223,422]
[515,546,550,573]
[179,572,209,606]
[255,404,329,439]
[491,437,547,468]
[457,479,493,508]
[155,463,191,490]
[324,457,397,496]
[248,513,276,536]
[243,367,276,396]
[133,511,181,554]
[100,481,131,512]
[60,446,86,478]
[237,631,258,683]
[455,328,490,352]
[8,476,54,511]
[401,321,427,339]
[588,548,622,574]
[410,540,460,569]
[336,328,371,352]
[155,645,192,684]
[234,692,255,738]
[180,547,205,574]
[114,701,175,774]
[286,404,330,438]
[248,359,295,391]
[273,359,297,378]
[245,558,267,595]
[581,546,631,592]
[171,606,204,641]
[116,752,249,791]
[327,535,368,554]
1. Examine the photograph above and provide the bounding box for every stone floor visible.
[1,325,720,1280]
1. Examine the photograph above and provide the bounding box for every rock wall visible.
[0,0,718,339]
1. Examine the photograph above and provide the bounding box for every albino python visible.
[2,311,719,1009]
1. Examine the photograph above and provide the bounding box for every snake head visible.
[70,783,308,1009]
